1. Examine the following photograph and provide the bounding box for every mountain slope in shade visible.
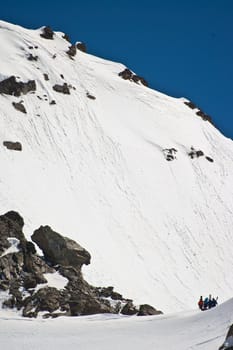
[0,20,233,313]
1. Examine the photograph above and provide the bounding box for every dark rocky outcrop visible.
[184,101,197,109]
[188,147,214,163]
[53,83,70,94]
[121,301,139,315]
[196,110,212,123]
[76,42,87,53]
[40,26,54,40]
[219,324,233,350]
[138,304,163,316]
[31,225,91,269]
[206,156,214,163]
[119,68,148,87]
[86,92,96,100]
[163,148,177,161]
[50,100,56,105]
[66,45,77,58]
[184,100,213,124]
[27,54,38,61]
[188,147,204,159]
[3,141,22,151]
[0,76,36,96]
[96,286,124,301]
[0,211,161,319]
[12,101,27,114]
[62,33,71,43]
[43,73,49,81]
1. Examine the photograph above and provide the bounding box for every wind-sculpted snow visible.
[0,20,233,313]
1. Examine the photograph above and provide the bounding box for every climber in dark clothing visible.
[203,297,209,310]
[198,296,204,310]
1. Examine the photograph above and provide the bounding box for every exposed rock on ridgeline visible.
[76,42,87,53]
[0,76,36,96]
[62,33,71,43]
[3,141,22,151]
[0,212,162,318]
[118,68,148,87]
[184,100,213,124]
[40,26,54,40]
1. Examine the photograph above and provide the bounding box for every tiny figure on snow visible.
[198,296,204,310]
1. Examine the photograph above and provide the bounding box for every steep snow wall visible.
[0,20,233,312]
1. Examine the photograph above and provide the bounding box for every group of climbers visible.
[198,295,218,311]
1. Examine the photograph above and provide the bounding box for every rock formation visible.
[118,68,148,87]
[0,211,161,319]
[3,141,22,151]
[0,76,36,96]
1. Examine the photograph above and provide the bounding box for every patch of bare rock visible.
[0,211,162,319]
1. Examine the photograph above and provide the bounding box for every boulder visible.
[163,148,177,161]
[119,68,148,87]
[69,293,111,316]
[43,73,49,81]
[53,83,70,94]
[0,76,36,96]
[66,45,77,57]
[121,301,138,315]
[3,141,22,151]
[184,101,197,109]
[0,211,26,254]
[76,42,87,53]
[31,225,91,269]
[86,92,96,100]
[40,26,54,40]
[219,324,233,350]
[12,102,27,114]
[138,304,163,316]
[206,156,214,163]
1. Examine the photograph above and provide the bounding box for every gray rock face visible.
[118,68,148,87]
[3,141,22,151]
[121,301,139,315]
[76,42,87,53]
[0,76,36,96]
[138,304,163,316]
[52,83,70,94]
[31,225,91,269]
[40,26,54,40]
[219,324,233,350]
[12,101,27,114]
[0,211,162,319]
[66,45,77,57]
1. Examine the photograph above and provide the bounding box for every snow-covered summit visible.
[0,20,233,313]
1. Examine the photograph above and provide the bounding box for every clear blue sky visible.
[2,0,233,138]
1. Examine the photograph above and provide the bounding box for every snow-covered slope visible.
[0,20,233,313]
[1,297,233,349]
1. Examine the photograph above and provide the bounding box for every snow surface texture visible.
[0,298,233,349]
[0,20,233,313]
